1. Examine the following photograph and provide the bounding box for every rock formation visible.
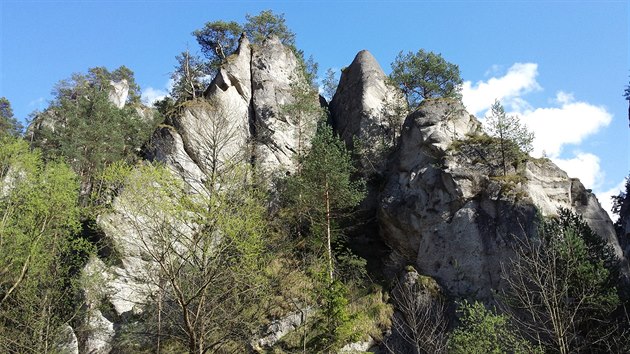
[71,38,627,352]
[150,35,320,186]
[377,98,626,298]
[86,34,321,351]
[330,50,407,176]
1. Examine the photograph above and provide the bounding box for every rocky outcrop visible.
[251,36,318,175]
[252,307,313,350]
[150,35,318,184]
[108,80,129,109]
[87,35,320,351]
[330,50,407,176]
[378,98,625,299]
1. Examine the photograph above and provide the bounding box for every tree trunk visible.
[325,179,333,282]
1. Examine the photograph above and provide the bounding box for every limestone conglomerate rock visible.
[145,125,207,193]
[251,36,319,175]
[330,50,407,175]
[378,98,625,298]
[108,79,129,109]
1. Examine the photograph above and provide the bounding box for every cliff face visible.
[148,35,319,190]
[79,40,627,352]
[377,98,625,298]
[82,35,320,353]
[330,50,407,176]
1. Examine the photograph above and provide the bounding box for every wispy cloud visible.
[141,79,174,107]
[554,152,604,190]
[28,97,46,111]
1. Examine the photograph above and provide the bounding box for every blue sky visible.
[1,0,628,215]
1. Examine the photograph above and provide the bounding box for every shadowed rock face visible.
[378,98,626,299]
[330,50,407,176]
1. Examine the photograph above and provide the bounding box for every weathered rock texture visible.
[150,35,319,185]
[89,34,320,351]
[330,50,407,176]
[378,98,626,298]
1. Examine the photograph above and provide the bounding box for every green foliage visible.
[0,136,93,353]
[193,20,243,68]
[321,68,338,102]
[244,9,295,47]
[31,66,158,204]
[542,209,620,318]
[170,49,211,101]
[311,279,359,353]
[449,301,538,354]
[0,97,22,137]
[612,174,629,235]
[105,162,271,353]
[484,100,534,176]
[390,49,463,108]
[502,208,620,353]
[284,122,365,279]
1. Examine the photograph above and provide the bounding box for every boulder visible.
[55,324,79,354]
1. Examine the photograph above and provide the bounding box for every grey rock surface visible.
[251,36,319,176]
[55,324,79,354]
[108,79,129,109]
[330,50,407,176]
[252,307,313,350]
[379,98,626,299]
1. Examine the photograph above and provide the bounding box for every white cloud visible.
[462,63,615,204]
[596,179,626,220]
[28,97,46,111]
[462,62,541,115]
[141,79,173,107]
[519,92,612,157]
[553,152,603,190]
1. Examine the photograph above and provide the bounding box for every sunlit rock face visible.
[108,79,129,109]
[378,98,626,299]
[330,49,407,176]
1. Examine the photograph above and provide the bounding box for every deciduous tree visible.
[0,137,92,353]
[501,208,620,354]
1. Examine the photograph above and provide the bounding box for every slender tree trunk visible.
[325,179,333,282]
[157,285,162,354]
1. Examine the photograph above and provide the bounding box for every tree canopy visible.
[390,49,462,108]
[501,208,620,353]
[30,66,158,204]
[0,97,22,137]
[484,99,534,176]
[0,136,92,353]
[244,10,295,47]
[193,20,243,69]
